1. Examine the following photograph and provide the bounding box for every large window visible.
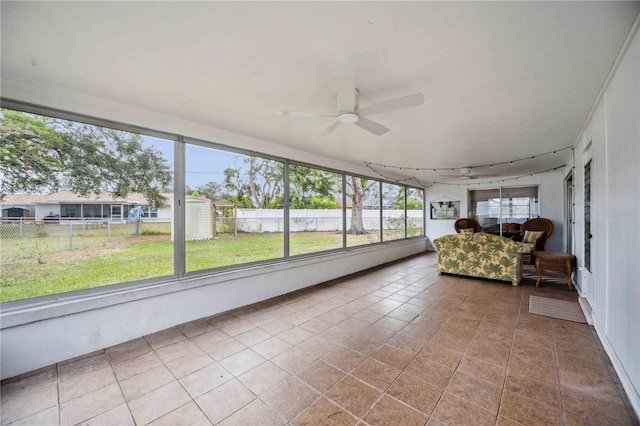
[346,176,381,247]
[406,188,424,237]
[469,186,538,234]
[0,109,174,303]
[382,183,405,241]
[184,144,284,272]
[0,107,425,303]
[289,165,343,256]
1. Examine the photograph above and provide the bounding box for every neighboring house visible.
[0,191,172,222]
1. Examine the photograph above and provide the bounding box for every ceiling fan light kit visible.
[338,113,359,124]
[278,75,424,136]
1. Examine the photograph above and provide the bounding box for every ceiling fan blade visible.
[354,117,389,136]
[335,75,356,113]
[358,93,425,116]
[277,111,339,118]
[321,120,342,137]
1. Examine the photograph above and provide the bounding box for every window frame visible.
[0,100,426,307]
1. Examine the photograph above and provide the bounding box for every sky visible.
[142,136,249,189]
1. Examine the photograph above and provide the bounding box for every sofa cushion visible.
[460,228,475,234]
[522,230,545,244]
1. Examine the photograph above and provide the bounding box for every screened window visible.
[184,144,284,272]
[406,188,424,237]
[0,109,174,303]
[382,183,405,241]
[289,165,343,256]
[346,177,380,246]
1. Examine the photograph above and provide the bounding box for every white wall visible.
[425,172,565,252]
[569,21,640,416]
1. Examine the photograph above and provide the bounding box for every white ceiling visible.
[2,2,638,184]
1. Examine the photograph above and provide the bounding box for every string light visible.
[362,146,573,189]
[363,146,573,172]
[424,165,566,187]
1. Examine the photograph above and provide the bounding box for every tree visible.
[195,181,223,202]
[223,156,283,208]
[346,176,377,235]
[393,187,424,210]
[0,109,172,206]
[289,165,339,209]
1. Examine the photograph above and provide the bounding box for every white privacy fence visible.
[233,209,423,233]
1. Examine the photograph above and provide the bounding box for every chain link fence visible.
[0,220,171,263]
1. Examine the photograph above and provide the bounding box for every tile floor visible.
[2,252,638,426]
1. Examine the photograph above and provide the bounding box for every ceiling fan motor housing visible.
[338,113,359,124]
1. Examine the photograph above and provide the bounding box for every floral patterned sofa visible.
[433,232,532,286]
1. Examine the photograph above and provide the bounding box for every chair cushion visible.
[522,230,545,243]
[460,228,475,234]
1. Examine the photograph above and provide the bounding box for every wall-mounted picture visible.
[430,200,460,220]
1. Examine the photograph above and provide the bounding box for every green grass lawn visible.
[0,231,394,303]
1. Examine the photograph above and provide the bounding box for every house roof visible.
[0,191,172,206]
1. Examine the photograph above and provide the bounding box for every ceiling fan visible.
[277,75,424,136]
[439,167,499,180]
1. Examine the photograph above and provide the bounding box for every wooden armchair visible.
[511,218,554,251]
[454,218,482,233]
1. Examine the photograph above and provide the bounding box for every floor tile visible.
[387,373,442,415]
[119,365,175,401]
[112,351,164,381]
[144,327,186,350]
[0,382,58,425]
[235,327,272,346]
[446,371,502,413]
[251,336,293,359]
[238,361,290,395]
[431,392,497,426]
[290,396,357,426]
[195,379,256,424]
[60,383,124,426]
[78,403,134,426]
[180,362,233,398]
[418,343,463,369]
[404,356,455,391]
[219,348,265,376]
[177,318,217,338]
[371,344,414,370]
[321,345,366,372]
[296,359,346,393]
[325,375,381,418]
[457,355,506,388]
[386,332,427,354]
[106,338,152,364]
[278,327,314,345]
[149,401,212,426]
[219,399,286,426]
[499,389,563,426]
[155,339,201,363]
[262,376,320,421]
[200,337,247,361]
[505,373,562,408]
[351,357,401,391]
[59,365,116,403]
[9,406,59,426]
[363,394,427,426]
[165,351,215,379]
[271,346,318,374]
